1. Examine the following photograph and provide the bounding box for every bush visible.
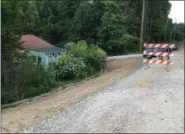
[1,56,58,104]
[88,45,107,70]
[20,65,57,99]
[54,52,86,80]
[68,40,107,71]
[52,40,107,80]
[64,42,75,50]
[69,40,89,61]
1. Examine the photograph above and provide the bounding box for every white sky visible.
[168,1,184,23]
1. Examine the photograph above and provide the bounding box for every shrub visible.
[69,40,89,61]
[64,42,75,50]
[88,45,107,70]
[54,52,86,80]
[52,40,107,81]
[21,65,57,98]
[1,56,58,104]
[68,40,107,71]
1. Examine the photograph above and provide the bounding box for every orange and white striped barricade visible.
[143,43,175,72]
[144,43,175,49]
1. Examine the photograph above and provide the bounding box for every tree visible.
[70,0,105,43]
[2,0,179,56]
[145,0,171,43]
[172,23,184,42]
[1,1,23,85]
[97,1,128,55]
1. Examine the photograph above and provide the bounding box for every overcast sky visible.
[168,1,184,23]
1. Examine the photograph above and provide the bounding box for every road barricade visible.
[143,43,175,72]
[144,43,175,48]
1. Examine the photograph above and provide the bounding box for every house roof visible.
[29,47,62,54]
[20,35,54,49]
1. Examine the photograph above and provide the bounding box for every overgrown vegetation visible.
[1,56,58,104]
[53,40,106,80]
[2,40,106,104]
[54,52,87,80]
[1,0,184,104]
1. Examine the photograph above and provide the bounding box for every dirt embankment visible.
[2,58,142,133]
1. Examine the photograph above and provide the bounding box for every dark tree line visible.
[2,0,184,56]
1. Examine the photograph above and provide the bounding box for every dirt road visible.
[23,49,184,133]
[2,57,142,133]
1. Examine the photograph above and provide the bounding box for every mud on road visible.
[2,57,142,133]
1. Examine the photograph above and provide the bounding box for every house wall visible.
[48,52,61,66]
[27,51,61,70]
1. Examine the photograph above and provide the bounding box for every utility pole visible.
[139,0,146,52]
[164,19,168,42]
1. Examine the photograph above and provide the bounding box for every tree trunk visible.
[139,0,146,52]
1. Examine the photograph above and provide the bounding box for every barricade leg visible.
[165,63,170,72]
[165,57,170,72]
[144,62,150,70]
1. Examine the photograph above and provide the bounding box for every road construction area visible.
[2,49,184,133]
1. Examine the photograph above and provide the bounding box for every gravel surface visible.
[107,54,142,60]
[24,50,184,133]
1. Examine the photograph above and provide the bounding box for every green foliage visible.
[3,0,182,55]
[145,0,172,42]
[53,40,107,80]
[69,40,89,59]
[54,52,86,80]
[1,56,58,104]
[119,34,140,54]
[70,1,105,43]
[69,40,107,70]
[97,1,127,55]
[88,45,107,70]
[172,23,184,41]
[64,42,75,50]
[1,1,22,61]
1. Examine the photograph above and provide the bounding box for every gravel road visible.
[24,49,184,133]
[107,54,142,60]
